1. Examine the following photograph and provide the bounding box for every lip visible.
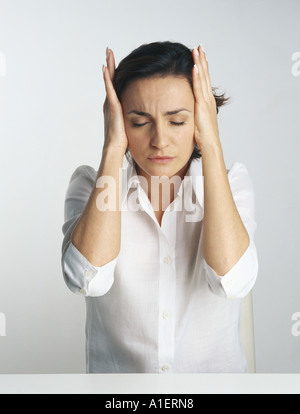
[148,156,175,164]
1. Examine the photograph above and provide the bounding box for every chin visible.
[133,155,190,178]
[148,164,186,179]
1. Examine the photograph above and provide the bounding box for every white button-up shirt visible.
[61,158,258,373]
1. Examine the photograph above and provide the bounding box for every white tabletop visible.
[0,374,300,394]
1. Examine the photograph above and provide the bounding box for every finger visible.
[192,47,206,103]
[192,61,202,104]
[102,64,120,108]
[193,46,210,103]
[106,47,116,81]
[197,45,213,100]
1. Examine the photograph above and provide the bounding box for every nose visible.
[150,123,170,149]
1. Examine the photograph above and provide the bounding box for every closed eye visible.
[132,123,148,128]
[133,122,185,128]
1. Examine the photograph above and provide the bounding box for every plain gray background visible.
[0,0,299,374]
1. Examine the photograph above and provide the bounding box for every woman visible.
[61,41,258,373]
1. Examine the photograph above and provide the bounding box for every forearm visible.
[71,146,124,267]
[201,139,250,276]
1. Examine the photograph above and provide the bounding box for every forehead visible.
[121,76,194,108]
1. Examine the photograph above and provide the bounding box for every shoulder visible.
[65,165,98,198]
[227,162,255,194]
[69,164,97,181]
[227,161,249,176]
[67,165,97,188]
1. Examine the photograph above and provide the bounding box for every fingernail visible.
[193,46,199,56]
[102,64,106,73]
[106,47,111,59]
[200,44,205,54]
[194,64,199,73]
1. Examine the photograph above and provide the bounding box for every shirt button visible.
[169,204,175,212]
[84,269,93,278]
[79,288,87,296]
[162,311,170,320]
[162,365,169,372]
[163,256,172,265]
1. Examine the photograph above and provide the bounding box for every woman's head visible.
[113,41,229,179]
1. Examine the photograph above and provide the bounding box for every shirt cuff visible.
[62,242,117,297]
[203,239,258,299]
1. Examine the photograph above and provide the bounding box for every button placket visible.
[162,311,170,320]
[79,288,87,296]
[158,234,176,373]
[163,256,172,265]
[84,268,93,279]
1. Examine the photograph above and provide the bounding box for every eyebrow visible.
[126,108,191,117]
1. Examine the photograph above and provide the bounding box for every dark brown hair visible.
[113,41,230,161]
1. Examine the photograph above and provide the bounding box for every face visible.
[121,76,195,181]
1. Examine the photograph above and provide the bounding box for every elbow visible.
[221,240,258,299]
[213,234,251,277]
[61,242,118,297]
[204,238,258,299]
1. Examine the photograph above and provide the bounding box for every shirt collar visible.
[121,161,138,204]
[187,157,204,208]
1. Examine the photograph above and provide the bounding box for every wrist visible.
[102,142,126,160]
[98,145,125,178]
[200,140,227,175]
[199,137,223,159]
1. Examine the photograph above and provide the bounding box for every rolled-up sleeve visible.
[204,162,259,299]
[61,165,117,297]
